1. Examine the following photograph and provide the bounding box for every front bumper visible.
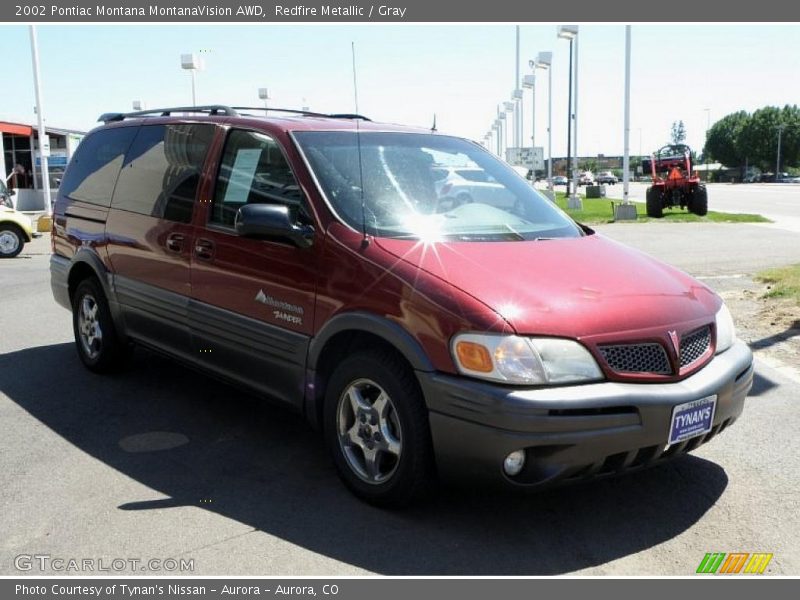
[419,340,753,487]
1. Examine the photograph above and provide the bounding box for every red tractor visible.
[643,144,707,218]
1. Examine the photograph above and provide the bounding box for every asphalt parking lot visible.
[1,225,798,576]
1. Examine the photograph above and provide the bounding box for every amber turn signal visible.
[455,341,494,373]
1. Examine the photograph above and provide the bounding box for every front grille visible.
[680,326,711,368]
[598,343,671,375]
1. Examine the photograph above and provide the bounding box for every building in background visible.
[1,121,85,210]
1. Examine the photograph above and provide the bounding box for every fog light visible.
[503,449,526,476]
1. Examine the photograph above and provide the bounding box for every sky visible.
[1,24,798,159]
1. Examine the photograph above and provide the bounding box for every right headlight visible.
[715,303,736,354]
[452,333,604,385]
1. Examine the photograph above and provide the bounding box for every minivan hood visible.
[375,234,720,339]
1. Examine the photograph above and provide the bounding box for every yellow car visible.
[0,182,35,258]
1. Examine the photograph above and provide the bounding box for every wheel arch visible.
[305,312,435,429]
[0,219,32,243]
[67,250,126,337]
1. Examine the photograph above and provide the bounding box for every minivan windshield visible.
[293,131,583,242]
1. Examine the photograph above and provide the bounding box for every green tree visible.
[704,111,750,170]
[740,105,800,171]
[670,120,687,145]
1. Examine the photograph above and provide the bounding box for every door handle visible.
[194,238,215,260]
[165,233,184,253]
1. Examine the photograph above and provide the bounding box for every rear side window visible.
[112,124,215,223]
[210,129,304,227]
[59,127,137,206]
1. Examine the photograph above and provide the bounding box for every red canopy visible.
[0,122,33,136]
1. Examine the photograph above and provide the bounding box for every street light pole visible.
[524,67,536,149]
[181,54,202,106]
[535,52,553,191]
[258,87,270,110]
[623,25,631,204]
[504,101,515,161]
[615,25,637,221]
[566,39,573,195]
[558,25,580,208]
[523,67,536,176]
[547,60,552,189]
[573,30,580,204]
[704,108,711,182]
[515,25,521,150]
[29,25,51,216]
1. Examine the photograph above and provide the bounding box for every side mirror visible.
[235,203,314,248]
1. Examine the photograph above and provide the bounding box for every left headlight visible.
[452,333,604,385]
[715,303,736,354]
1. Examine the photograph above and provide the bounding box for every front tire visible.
[0,224,24,258]
[72,278,128,373]
[646,187,663,218]
[324,348,435,507]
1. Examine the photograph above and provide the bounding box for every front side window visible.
[294,131,583,241]
[211,129,304,227]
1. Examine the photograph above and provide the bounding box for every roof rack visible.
[232,106,371,121]
[97,105,372,124]
[98,105,239,123]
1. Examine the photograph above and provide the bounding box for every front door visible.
[190,128,319,407]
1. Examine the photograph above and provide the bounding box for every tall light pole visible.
[513,89,524,158]
[522,70,536,149]
[704,108,711,182]
[504,101,515,161]
[776,124,786,178]
[181,53,203,106]
[514,26,523,151]
[258,87,270,110]
[503,101,517,161]
[558,26,580,208]
[615,25,637,221]
[29,26,51,216]
[623,26,632,204]
[535,52,553,192]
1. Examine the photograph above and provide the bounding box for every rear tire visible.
[0,223,24,258]
[324,348,436,507]
[72,278,128,373]
[690,185,708,216]
[646,187,663,218]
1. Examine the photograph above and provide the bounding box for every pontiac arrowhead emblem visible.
[255,289,267,304]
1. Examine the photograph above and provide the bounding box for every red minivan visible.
[51,105,753,506]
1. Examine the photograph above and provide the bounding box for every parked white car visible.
[432,166,516,209]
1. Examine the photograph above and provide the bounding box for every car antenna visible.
[352,41,369,249]
[431,113,437,132]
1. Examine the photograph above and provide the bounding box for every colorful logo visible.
[696,552,773,574]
